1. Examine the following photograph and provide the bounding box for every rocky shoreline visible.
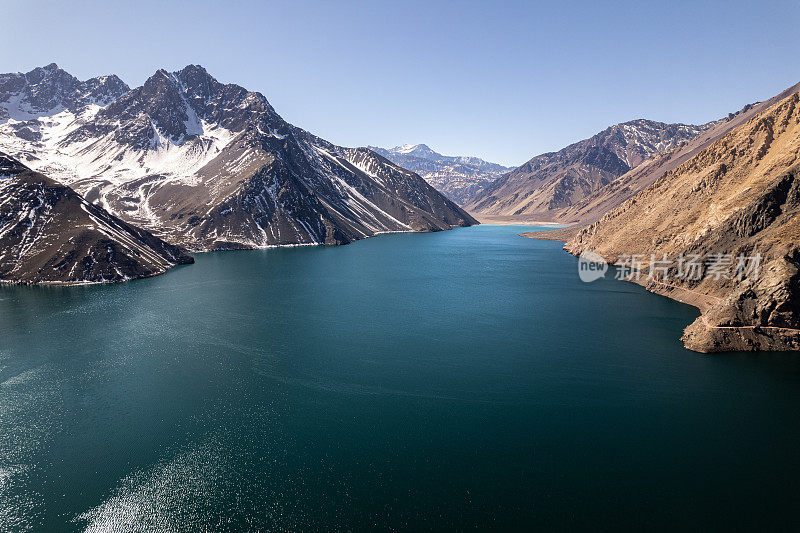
[523,228,800,353]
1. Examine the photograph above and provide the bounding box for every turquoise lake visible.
[1,225,799,531]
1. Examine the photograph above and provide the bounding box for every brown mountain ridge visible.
[467,119,712,219]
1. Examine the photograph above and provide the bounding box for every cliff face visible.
[563,89,800,352]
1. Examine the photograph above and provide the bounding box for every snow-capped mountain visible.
[0,152,192,284]
[0,63,129,121]
[368,144,512,205]
[467,119,714,218]
[0,64,476,252]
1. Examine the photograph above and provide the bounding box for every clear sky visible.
[3,0,799,166]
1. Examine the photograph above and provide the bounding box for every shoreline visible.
[520,231,800,353]
[469,213,569,226]
[518,226,581,241]
[520,229,712,349]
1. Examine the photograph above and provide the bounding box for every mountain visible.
[559,84,800,352]
[0,152,192,285]
[0,63,129,121]
[467,120,713,219]
[556,83,800,226]
[0,65,476,252]
[368,144,512,205]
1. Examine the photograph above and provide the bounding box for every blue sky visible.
[3,0,799,165]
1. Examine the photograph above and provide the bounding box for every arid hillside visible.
[561,89,800,352]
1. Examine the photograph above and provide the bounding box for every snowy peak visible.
[0,64,129,121]
[0,64,79,120]
[394,143,438,158]
[69,74,130,108]
[368,144,512,205]
[174,64,214,93]
[174,64,220,116]
[97,64,281,145]
[125,68,203,143]
[376,143,510,172]
[19,63,76,91]
[171,64,279,132]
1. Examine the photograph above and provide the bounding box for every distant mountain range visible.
[368,144,512,205]
[467,119,716,219]
[0,64,475,273]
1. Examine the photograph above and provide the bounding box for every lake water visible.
[1,225,799,531]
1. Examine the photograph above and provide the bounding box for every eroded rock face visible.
[0,153,192,285]
[679,172,800,352]
[681,253,800,352]
[563,88,800,352]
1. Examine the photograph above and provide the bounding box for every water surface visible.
[1,225,799,531]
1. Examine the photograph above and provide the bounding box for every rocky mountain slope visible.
[467,120,711,219]
[0,64,475,252]
[369,144,512,205]
[0,152,192,285]
[561,85,800,352]
[557,82,800,225]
